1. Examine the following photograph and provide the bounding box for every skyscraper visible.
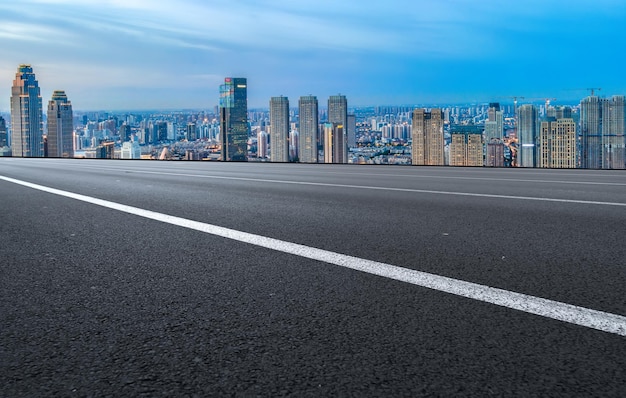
[298,95,318,163]
[580,96,603,169]
[517,104,538,167]
[328,95,348,163]
[540,118,577,168]
[450,125,483,167]
[0,116,7,147]
[257,130,269,159]
[10,64,44,157]
[602,95,625,169]
[412,108,444,165]
[347,114,356,148]
[580,95,626,169]
[323,123,346,164]
[186,123,197,141]
[46,90,74,158]
[219,77,248,161]
[270,96,289,162]
[486,102,504,142]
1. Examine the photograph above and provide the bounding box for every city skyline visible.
[1,1,625,111]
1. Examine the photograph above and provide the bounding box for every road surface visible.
[1,158,625,396]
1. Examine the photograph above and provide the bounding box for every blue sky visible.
[1,0,625,110]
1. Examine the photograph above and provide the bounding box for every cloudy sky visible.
[1,0,625,110]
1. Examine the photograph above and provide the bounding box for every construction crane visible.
[508,96,525,109]
[566,88,602,96]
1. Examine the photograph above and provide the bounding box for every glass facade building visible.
[10,64,44,157]
[219,77,249,161]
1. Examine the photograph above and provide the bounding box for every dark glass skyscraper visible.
[0,116,7,147]
[11,64,44,157]
[220,77,248,161]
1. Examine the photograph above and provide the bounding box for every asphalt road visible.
[1,158,625,397]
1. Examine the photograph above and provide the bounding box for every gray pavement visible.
[1,158,625,396]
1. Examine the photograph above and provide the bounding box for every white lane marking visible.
[1,174,625,337]
[20,159,626,186]
[47,166,626,207]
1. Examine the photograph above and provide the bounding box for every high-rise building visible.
[0,116,7,147]
[257,130,269,159]
[581,95,626,169]
[347,114,356,148]
[518,104,538,167]
[323,123,346,164]
[46,90,74,158]
[450,125,483,167]
[289,129,299,161]
[602,96,625,169]
[120,141,141,159]
[10,64,44,157]
[556,106,573,120]
[486,142,505,167]
[119,123,131,142]
[270,96,289,162]
[298,95,318,163]
[219,77,248,161]
[580,96,603,169]
[412,108,444,165]
[328,95,348,162]
[486,102,503,142]
[540,118,577,168]
[186,123,197,141]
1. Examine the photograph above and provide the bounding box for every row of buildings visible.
[3,67,625,168]
[219,78,353,163]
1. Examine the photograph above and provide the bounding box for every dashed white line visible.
[1,174,625,336]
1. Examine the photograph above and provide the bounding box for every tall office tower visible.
[10,64,44,157]
[46,90,74,158]
[270,96,289,162]
[602,95,625,169]
[486,102,503,142]
[0,116,7,147]
[517,104,538,167]
[540,118,577,168]
[450,125,483,167]
[347,114,356,148]
[411,108,444,165]
[219,77,249,161]
[328,95,348,161]
[298,96,318,163]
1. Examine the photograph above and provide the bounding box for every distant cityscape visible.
[2,64,624,169]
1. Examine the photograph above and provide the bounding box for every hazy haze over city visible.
[1,0,625,110]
